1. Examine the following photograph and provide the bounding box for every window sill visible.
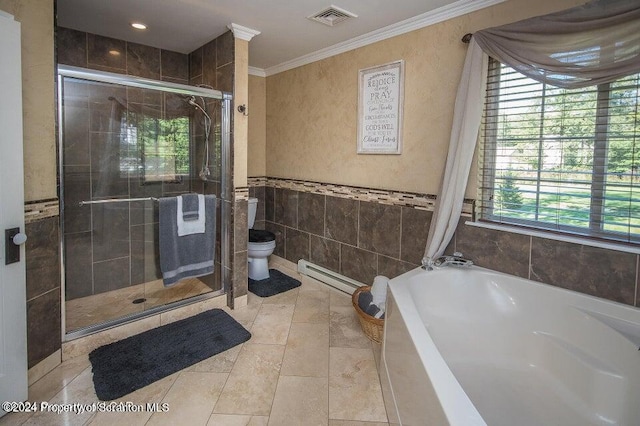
[464,220,640,255]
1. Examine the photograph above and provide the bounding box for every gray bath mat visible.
[248,269,301,297]
[89,309,250,401]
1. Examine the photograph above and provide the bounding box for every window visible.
[479,59,640,244]
[121,106,191,183]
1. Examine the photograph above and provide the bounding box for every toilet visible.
[247,198,276,280]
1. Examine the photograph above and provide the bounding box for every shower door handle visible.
[4,227,27,265]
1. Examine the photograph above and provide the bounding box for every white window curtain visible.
[422,0,640,267]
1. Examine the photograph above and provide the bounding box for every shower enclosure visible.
[57,65,232,338]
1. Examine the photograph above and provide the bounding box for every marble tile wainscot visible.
[249,177,640,308]
[231,188,249,308]
[24,199,62,377]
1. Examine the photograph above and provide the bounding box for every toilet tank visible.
[248,197,258,229]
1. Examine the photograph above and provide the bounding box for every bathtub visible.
[379,266,640,426]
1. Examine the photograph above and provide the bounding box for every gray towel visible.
[159,195,216,287]
[358,291,373,311]
[181,193,200,221]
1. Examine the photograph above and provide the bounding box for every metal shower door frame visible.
[57,65,233,340]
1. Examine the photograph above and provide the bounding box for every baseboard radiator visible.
[297,260,364,295]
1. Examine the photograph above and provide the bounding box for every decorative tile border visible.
[234,187,249,201]
[247,176,474,215]
[24,199,59,224]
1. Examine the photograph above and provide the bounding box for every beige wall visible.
[0,0,55,202]
[248,75,266,177]
[233,38,249,188]
[265,0,585,197]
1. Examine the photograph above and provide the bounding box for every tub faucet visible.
[433,252,473,268]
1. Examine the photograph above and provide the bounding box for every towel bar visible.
[78,197,159,207]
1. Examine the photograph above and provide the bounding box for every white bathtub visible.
[379,266,640,426]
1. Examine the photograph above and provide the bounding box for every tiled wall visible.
[57,27,190,83]
[250,177,639,308]
[453,224,638,306]
[188,31,234,92]
[57,28,222,301]
[232,192,249,305]
[24,201,61,368]
[250,182,428,286]
[60,79,222,299]
[188,31,246,307]
[56,29,235,304]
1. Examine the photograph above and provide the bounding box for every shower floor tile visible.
[65,277,213,332]
[3,260,388,426]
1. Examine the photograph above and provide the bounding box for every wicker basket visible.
[352,285,384,343]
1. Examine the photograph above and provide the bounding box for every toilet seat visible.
[249,229,276,243]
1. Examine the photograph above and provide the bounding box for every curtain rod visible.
[462,33,473,44]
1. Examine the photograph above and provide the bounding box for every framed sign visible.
[357,60,404,154]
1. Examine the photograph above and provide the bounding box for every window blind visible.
[479,59,640,244]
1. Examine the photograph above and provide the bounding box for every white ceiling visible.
[57,0,486,72]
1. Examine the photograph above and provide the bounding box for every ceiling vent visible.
[308,5,358,27]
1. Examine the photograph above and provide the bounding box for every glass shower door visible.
[59,70,227,335]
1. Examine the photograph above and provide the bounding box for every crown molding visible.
[248,66,266,77]
[254,0,505,77]
[228,23,261,41]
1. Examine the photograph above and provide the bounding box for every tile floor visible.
[66,277,215,332]
[1,260,388,426]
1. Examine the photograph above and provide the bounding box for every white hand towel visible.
[370,275,389,312]
[177,194,205,236]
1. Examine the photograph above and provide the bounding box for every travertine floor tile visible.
[28,354,90,402]
[329,289,353,307]
[330,306,373,349]
[249,304,294,345]
[208,414,269,425]
[17,267,386,426]
[329,347,387,423]
[22,366,99,426]
[213,343,284,416]
[281,322,329,377]
[260,287,300,305]
[247,290,265,306]
[298,275,332,294]
[293,289,330,323]
[186,344,244,373]
[65,277,211,332]
[225,301,262,325]
[89,372,179,426]
[268,376,328,426]
[146,372,227,426]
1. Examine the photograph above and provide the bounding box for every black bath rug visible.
[248,269,301,297]
[89,309,251,401]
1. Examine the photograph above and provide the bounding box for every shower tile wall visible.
[57,28,190,83]
[57,28,232,302]
[25,205,61,368]
[188,31,242,305]
[252,179,639,308]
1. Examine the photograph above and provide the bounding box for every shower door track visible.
[57,65,233,341]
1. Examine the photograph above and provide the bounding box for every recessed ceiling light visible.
[108,50,121,56]
[131,22,147,30]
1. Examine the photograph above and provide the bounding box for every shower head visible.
[186,95,214,181]
[186,96,211,120]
